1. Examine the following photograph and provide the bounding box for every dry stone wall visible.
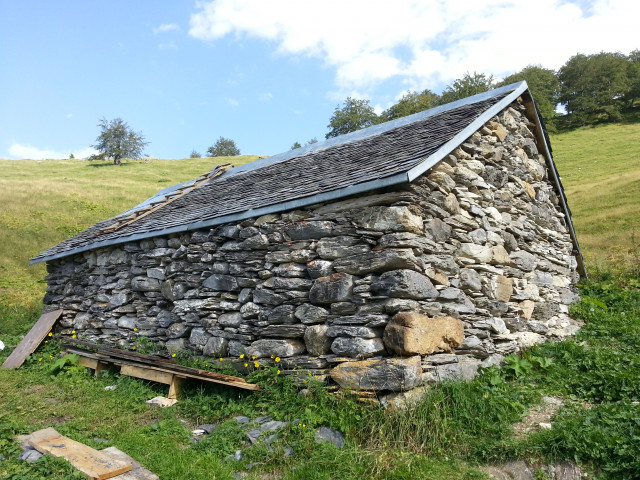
[43,101,581,391]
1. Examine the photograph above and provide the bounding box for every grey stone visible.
[18,447,43,463]
[309,273,354,304]
[157,310,178,328]
[246,339,306,358]
[131,276,161,292]
[252,287,286,306]
[330,356,421,391]
[203,337,229,357]
[510,250,537,272]
[333,249,419,275]
[427,218,452,243]
[304,324,332,356]
[203,274,239,291]
[262,277,313,290]
[314,427,345,447]
[146,267,165,280]
[198,423,218,434]
[166,338,188,352]
[306,259,333,279]
[350,206,423,234]
[166,323,191,339]
[189,327,210,348]
[218,312,244,328]
[460,268,482,291]
[117,316,137,330]
[74,312,92,329]
[370,269,438,300]
[295,304,329,324]
[330,337,385,358]
[265,305,296,324]
[260,324,306,338]
[285,221,336,240]
[326,326,379,338]
[235,416,251,424]
[108,293,128,307]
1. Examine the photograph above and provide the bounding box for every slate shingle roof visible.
[31,85,533,264]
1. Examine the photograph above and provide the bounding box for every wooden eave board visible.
[2,309,62,369]
[27,427,132,479]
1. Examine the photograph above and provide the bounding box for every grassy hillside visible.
[551,123,640,268]
[0,130,639,479]
[0,156,259,307]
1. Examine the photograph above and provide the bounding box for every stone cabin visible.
[32,82,585,392]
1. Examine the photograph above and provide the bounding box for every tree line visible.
[319,50,640,141]
[89,50,638,164]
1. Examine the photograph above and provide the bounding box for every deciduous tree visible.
[499,65,559,126]
[325,97,380,138]
[206,137,240,157]
[91,117,149,165]
[438,72,494,105]
[381,89,440,121]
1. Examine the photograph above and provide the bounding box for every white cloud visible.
[66,113,73,119]
[226,97,240,107]
[259,92,273,102]
[153,23,180,34]
[7,143,97,160]
[189,0,640,93]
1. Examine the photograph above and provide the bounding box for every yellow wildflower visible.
[72,335,77,339]
[133,328,138,332]
[219,358,223,361]
[254,361,259,368]
[244,363,248,367]
[38,358,42,362]
[171,353,176,358]
[132,346,136,350]
[48,332,53,337]
[270,355,274,359]
[275,357,280,363]
[252,356,256,360]
[44,341,48,344]
[277,370,281,375]
[240,354,244,359]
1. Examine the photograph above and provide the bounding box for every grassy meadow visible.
[1,124,640,480]
[551,123,640,267]
[0,156,258,308]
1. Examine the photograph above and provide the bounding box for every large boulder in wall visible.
[330,356,422,391]
[383,312,464,356]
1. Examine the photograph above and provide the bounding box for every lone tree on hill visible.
[207,137,240,157]
[91,117,148,165]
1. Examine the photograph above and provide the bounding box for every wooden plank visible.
[101,447,158,480]
[76,356,109,376]
[61,341,260,391]
[27,428,132,480]
[2,309,63,369]
[120,364,174,385]
[168,376,183,400]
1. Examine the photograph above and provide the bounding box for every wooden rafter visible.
[99,163,232,234]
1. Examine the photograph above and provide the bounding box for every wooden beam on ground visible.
[100,447,158,480]
[2,309,62,369]
[56,336,260,390]
[61,343,260,392]
[27,428,132,480]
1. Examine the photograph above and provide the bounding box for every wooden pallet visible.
[2,309,62,369]
[60,338,259,398]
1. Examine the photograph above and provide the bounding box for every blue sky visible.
[1,0,637,160]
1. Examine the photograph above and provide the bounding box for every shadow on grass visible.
[86,162,135,168]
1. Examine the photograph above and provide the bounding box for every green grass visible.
[551,123,640,268]
[0,156,258,307]
[1,123,640,479]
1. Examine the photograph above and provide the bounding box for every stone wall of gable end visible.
[43,101,582,392]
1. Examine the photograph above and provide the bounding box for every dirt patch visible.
[512,396,564,439]
[41,415,74,425]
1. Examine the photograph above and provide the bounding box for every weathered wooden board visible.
[62,341,260,391]
[27,427,132,479]
[2,309,62,369]
[101,447,158,480]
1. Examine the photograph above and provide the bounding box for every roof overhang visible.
[31,81,585,277]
